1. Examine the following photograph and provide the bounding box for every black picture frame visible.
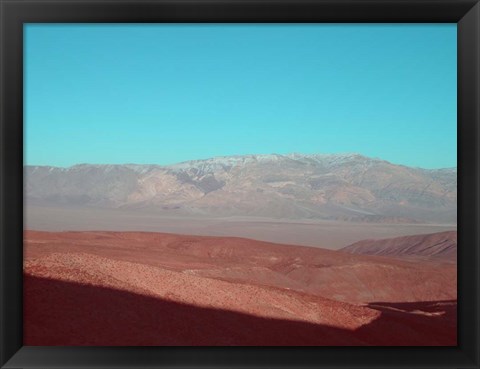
[1,0,479,368]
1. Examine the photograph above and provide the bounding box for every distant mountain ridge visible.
[25,153,457,223]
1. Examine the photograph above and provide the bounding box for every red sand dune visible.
[23,230,457,346]
[341,231,457,261]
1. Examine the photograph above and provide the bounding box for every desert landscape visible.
[24,153,456,249]
[24,229,457,346]
[24,23,457,347]
[23,153,457,346]
[23,23,458,346]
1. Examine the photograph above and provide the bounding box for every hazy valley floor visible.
[24,230,457,346]
[25,205,457,249]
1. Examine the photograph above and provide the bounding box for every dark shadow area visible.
[355,300,457,346]
[24,274,457,346]
[367,300,457,314]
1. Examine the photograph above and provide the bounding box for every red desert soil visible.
[341,231,457,261]
[24,230,457,346]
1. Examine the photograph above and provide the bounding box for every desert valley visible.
[23,153,457,346]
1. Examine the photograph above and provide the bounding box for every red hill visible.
[341,231,457,261]
[24,230,456,346]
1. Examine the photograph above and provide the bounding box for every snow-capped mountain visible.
[24,153,457,223]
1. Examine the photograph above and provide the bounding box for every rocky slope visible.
[24,230,457,345]
[341,231,457,261]
[24,230,457,304]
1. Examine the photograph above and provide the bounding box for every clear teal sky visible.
[25,24,457,169]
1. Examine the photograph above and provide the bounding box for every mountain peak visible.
[25,152,457,224]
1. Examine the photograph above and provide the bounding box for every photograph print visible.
[23,24,457,346]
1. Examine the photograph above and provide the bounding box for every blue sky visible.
[24,24,457,168]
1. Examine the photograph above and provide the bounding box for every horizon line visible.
[24,152,458,171]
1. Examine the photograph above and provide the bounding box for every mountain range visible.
[25,153,457,223]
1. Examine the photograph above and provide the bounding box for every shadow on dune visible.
[23,274,457,346]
